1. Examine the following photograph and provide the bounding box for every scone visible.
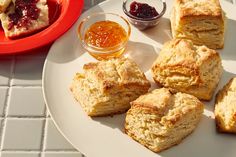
[215,78,236,134]
[0,0,49,38]
[152,39,222,100]
[125,88,204,152]
[0,0,11,13]
[170,0,226,49]
[70,58,151,117]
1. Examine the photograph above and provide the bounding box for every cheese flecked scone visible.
[0,0,49,38]
[70,58,151,117]
[170,0,226,49]
[152,39,222,100]
[215,78,236,134]
[125,88,204,152]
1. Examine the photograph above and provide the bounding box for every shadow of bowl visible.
[124,41,159,72]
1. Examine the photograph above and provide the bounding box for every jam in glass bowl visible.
[123,0,166,30]
[78,13,131,60]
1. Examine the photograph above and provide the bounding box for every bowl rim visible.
[122,0,167,21]
[78,12,131,54]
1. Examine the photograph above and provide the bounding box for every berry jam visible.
[129,1,159,18]
[8,0,40,30]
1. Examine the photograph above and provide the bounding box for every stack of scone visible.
[70,0,233,154]
[0,0,49,38]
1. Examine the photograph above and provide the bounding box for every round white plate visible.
[42,0,236,157]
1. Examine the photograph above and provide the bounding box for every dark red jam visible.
[129,1,159,18]
[8,0,40,30]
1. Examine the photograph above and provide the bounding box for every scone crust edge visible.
[125,88,204,152]
[70,58,150,117]
[215,78,236,134]
[151,39,222,100]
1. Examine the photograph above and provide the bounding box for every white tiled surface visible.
[1,152,40,157]
[8,87,45,117]
[2,119,44,150]
[0,0,234,157]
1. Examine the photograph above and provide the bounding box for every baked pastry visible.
[170,0,226,49]
[215,78,236,134]
[0,0,11,13]
[125,88,204,152]
[0,0,49,38]
[152,39,222,100]
[70,58,150,117]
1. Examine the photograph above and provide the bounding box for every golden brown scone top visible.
[152,39,220,87]
[83,57,150,94]
[131,88,204,126]
[174,0,223,17]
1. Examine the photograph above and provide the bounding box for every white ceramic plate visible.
[42,0,236,157]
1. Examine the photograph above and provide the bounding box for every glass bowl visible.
[78,13,131,60]
[123,0,166,30]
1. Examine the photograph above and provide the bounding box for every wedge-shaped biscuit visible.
[125,88,204,152]
[0,0,49,38]
[152,39,222,100]
[215,78,236,134]
[170,0,226,49]
[0,0,11,13]
[70,58,150,117]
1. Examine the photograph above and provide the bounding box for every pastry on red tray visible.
[0,0,11,13]
[0,0,49,38]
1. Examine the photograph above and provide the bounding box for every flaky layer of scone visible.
[70,58,150,117]
[215,78,236,134]
[170,0,225,49]
[152,39,222,100]
[0,0,49,38]
[125,88,204,152]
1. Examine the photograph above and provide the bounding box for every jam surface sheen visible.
[84,21,127,48]
[129,1,159,18]
[8,0,40,30]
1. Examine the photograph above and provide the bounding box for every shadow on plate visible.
[160,113,236,157]
[124,41,159,72]
[219,18,236,61]
[141,17,172,45]
[202,69,236,111]
[92,114,126,132]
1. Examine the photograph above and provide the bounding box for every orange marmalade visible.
[84,21,128,60]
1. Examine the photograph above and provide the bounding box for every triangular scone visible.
[0,0,11,13]
[125,88,204,152]
[0,0,49,38]
[152,39,222,100]
[70,58,151,117]
[215,77,236,134]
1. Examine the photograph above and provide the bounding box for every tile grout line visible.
[4,117,47,120]
[10,85,43,88]
[0,56,16,151]
[1,150,79,153]
[39,109,48,157]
